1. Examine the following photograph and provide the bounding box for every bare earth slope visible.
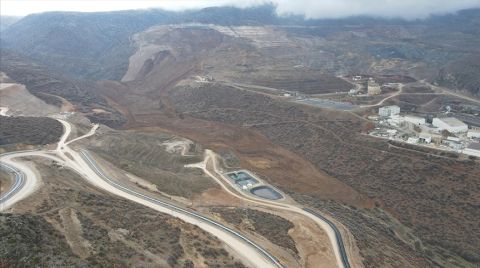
[0,52,126,128]
[167,82,480,267]
[97,25,480,267]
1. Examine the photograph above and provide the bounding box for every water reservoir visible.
[250,186,283,200]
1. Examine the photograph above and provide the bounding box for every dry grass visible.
[85,129,217,199]
[211,207,299,258]
[5,160,246,267]
[165,83,480,266]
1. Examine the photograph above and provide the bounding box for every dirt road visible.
[360,84,403,108]
[188,149,355,268]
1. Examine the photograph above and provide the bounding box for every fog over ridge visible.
[271,0,480,19]
[2,0,480,19]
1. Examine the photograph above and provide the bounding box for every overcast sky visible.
[2,0,480,19]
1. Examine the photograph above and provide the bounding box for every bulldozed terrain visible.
[82,128,216,200]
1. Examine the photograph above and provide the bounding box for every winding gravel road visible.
[188,150,352,268]
[0,162,25,208]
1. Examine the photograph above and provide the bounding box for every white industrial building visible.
[404,115,425,125]
[463,142,480,157]
[379,105,400,117]
[442,140,463,150]
[387,114,402,126]
[432,117,468,133]
[467,129,480,139]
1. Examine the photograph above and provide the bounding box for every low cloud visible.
[271,0,480,19]
[2,0,480,19]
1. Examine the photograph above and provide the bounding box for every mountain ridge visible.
[1,5,479,95]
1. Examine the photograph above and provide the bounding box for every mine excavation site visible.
[1,2,480,268]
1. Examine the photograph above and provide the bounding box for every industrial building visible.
[419,133,432,143]
[463,142,480,157]
[404,115,425,125]
[432,117,468,133]
[442,139,463,150]
[378,105,400,117]
[387,114,402,126]
[467,129,480,139]
[226,171,259,190]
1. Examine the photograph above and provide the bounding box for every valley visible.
[1,4,480,268]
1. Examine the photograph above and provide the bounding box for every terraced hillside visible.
[231,69,353,94]
[5,7,480,96]
[83,129,216,199]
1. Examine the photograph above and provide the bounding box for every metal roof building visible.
[378,105,400,117]
[464,142,480,157]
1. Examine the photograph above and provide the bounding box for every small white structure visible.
[283,93,292,97]
[432,117,468,133]
[195,75,214,82]
[404,115,425,125]
[467,129,480,139]
[348,89,358,95]
[379,105,400,117]
[419,133,432,143]
[367,80,382,95]
[446,136,461,142]
[463,142,480,157]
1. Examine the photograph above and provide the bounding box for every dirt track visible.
[187,149,362,268]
